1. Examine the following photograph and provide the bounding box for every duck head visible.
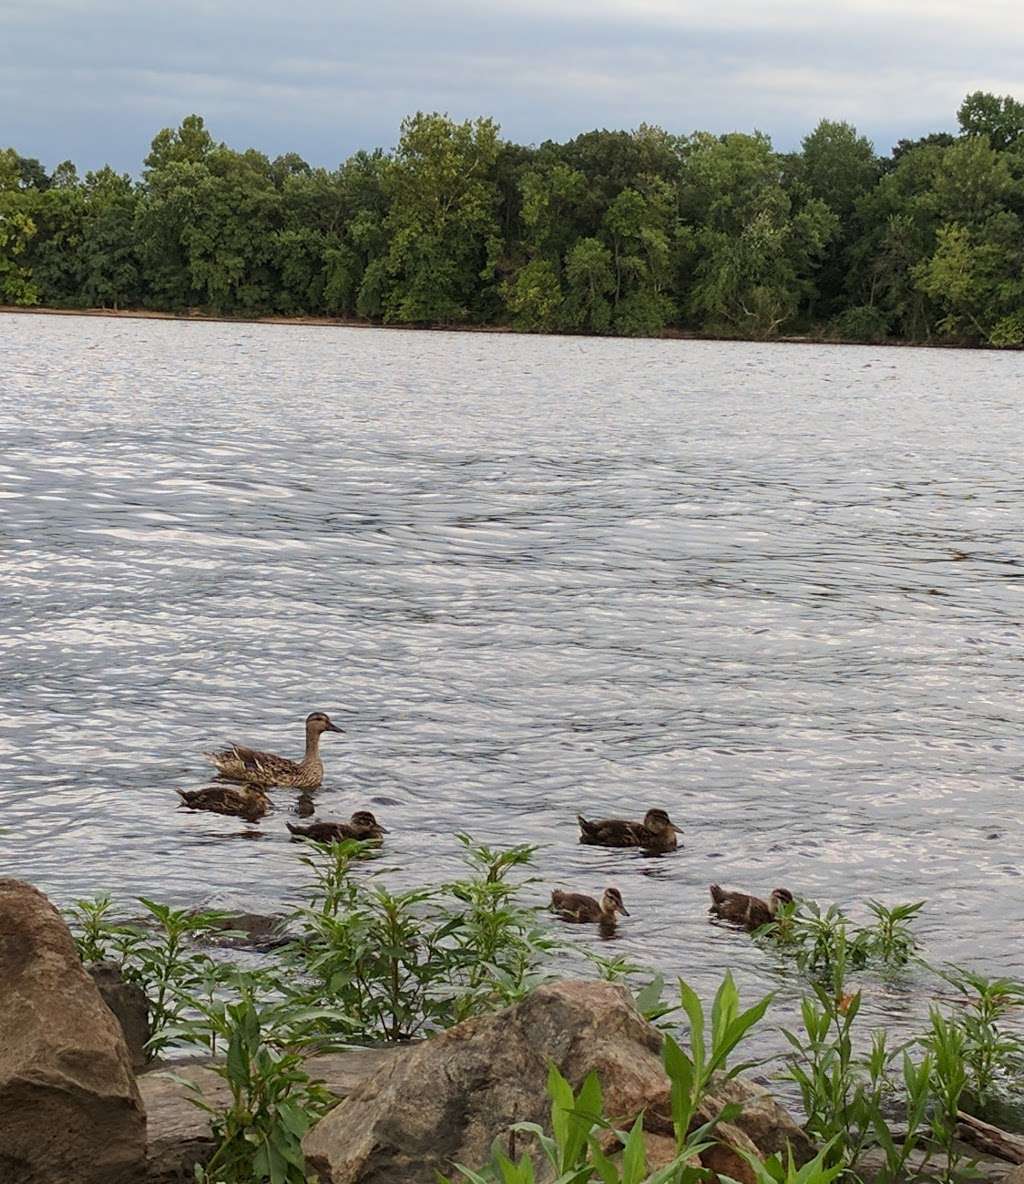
[601,887,630,918]
[351,810,388,834]
[306,711,344,735]
[770,887,795,913]
[643,808,679,834]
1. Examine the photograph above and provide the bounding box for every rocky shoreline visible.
[2,876,1022,1183]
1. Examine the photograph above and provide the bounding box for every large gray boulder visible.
[0,878,147,1184]
[303,979,812,1184]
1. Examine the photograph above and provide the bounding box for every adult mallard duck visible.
[577,808,680,854]
[550,887,630,925]
[708,885,794,930]
[204,712,343,789]
[176,785,270,822]
[286,810,388,843]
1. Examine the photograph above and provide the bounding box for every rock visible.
[0,878,147,1184]
[203,910,290,949]
[88,960,152,1071]
[140,1047,400,1183]
[142,1063,226,1184]
[303,979,810,1184]
[697,1073,817,1164]
[858,1141,1017,1184]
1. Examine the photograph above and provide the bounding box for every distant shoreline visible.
[1,304,1013,351]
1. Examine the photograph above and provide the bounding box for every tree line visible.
[3,91,1024,346]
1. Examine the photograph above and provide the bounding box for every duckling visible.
[286,810,388,843]
[176,785,270,822]
[708,885,794,930]
[577,808,680,854]
[550,887,630,926]
[204,711,343,789]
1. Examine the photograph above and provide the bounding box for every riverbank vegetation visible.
[66,837,1024,1183]
[4,92,1024,347]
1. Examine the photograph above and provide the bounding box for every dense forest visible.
[3,92,1024,345]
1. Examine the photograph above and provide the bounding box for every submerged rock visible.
[0,878,147,1184]
[303,979,811,1184]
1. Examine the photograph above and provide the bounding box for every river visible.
[2,310,1023,1069]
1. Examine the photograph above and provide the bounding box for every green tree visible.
[603,181,676,334]
[504,258,563,331]
[563,236,615,331]
[958,91,1024,151]
[0,148,41,304]
[379,113,501,324]
[682,133,837,337]
[80,167,140,309]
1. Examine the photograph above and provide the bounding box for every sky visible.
[2,0,1022,173]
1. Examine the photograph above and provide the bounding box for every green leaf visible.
[621,1115,648,1184]
[678,979,705,1080]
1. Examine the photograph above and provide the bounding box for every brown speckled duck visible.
[286,811,388,843]
[709,885,794,930]
[177,785,270,822]
[577,808,680,854]
[550,887,630,925]
[205,712,343,789]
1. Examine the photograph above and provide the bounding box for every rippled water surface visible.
[2,311,1024,1060]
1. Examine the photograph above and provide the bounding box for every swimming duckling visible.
[204,711,343,789]
[286,810,388,843]
[577,808,680,854]
[176,785,270,822]
[550,887,630,926]
[708,885,794,930]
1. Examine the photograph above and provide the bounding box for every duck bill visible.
[618,905,631,917]
[326,723,344,733]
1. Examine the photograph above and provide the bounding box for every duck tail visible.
[176,789,192,805]
[285,822,305,837]
[576,813,593,832]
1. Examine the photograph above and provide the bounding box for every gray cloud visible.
[2,0,1020,172]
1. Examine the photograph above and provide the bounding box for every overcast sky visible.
[3,0,1021,173]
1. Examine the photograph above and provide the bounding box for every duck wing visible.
[287,821,347,842]
[204,744,300,788]
[709,889,769,928]
[577,816,645,847]
[177,786,267,820]
[550,891,600,922]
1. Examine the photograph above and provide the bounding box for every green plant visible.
[67,892,141,966]
[439,835,558,1021]
[131,898,235,1053]
[760,897,925,978]
[938,966,1024,1111]
[925,1008,971,1184]
[862,900,925,967]
[283,834,556,1043]
[866,1048,934,1184]
[663,972,772,1148]
[722,1141,843,1184]
[67,894,238,1054]
[780,902,871,981]
[294,836,379,918]
[185,982,334,1184]
[781,977,907,1174]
